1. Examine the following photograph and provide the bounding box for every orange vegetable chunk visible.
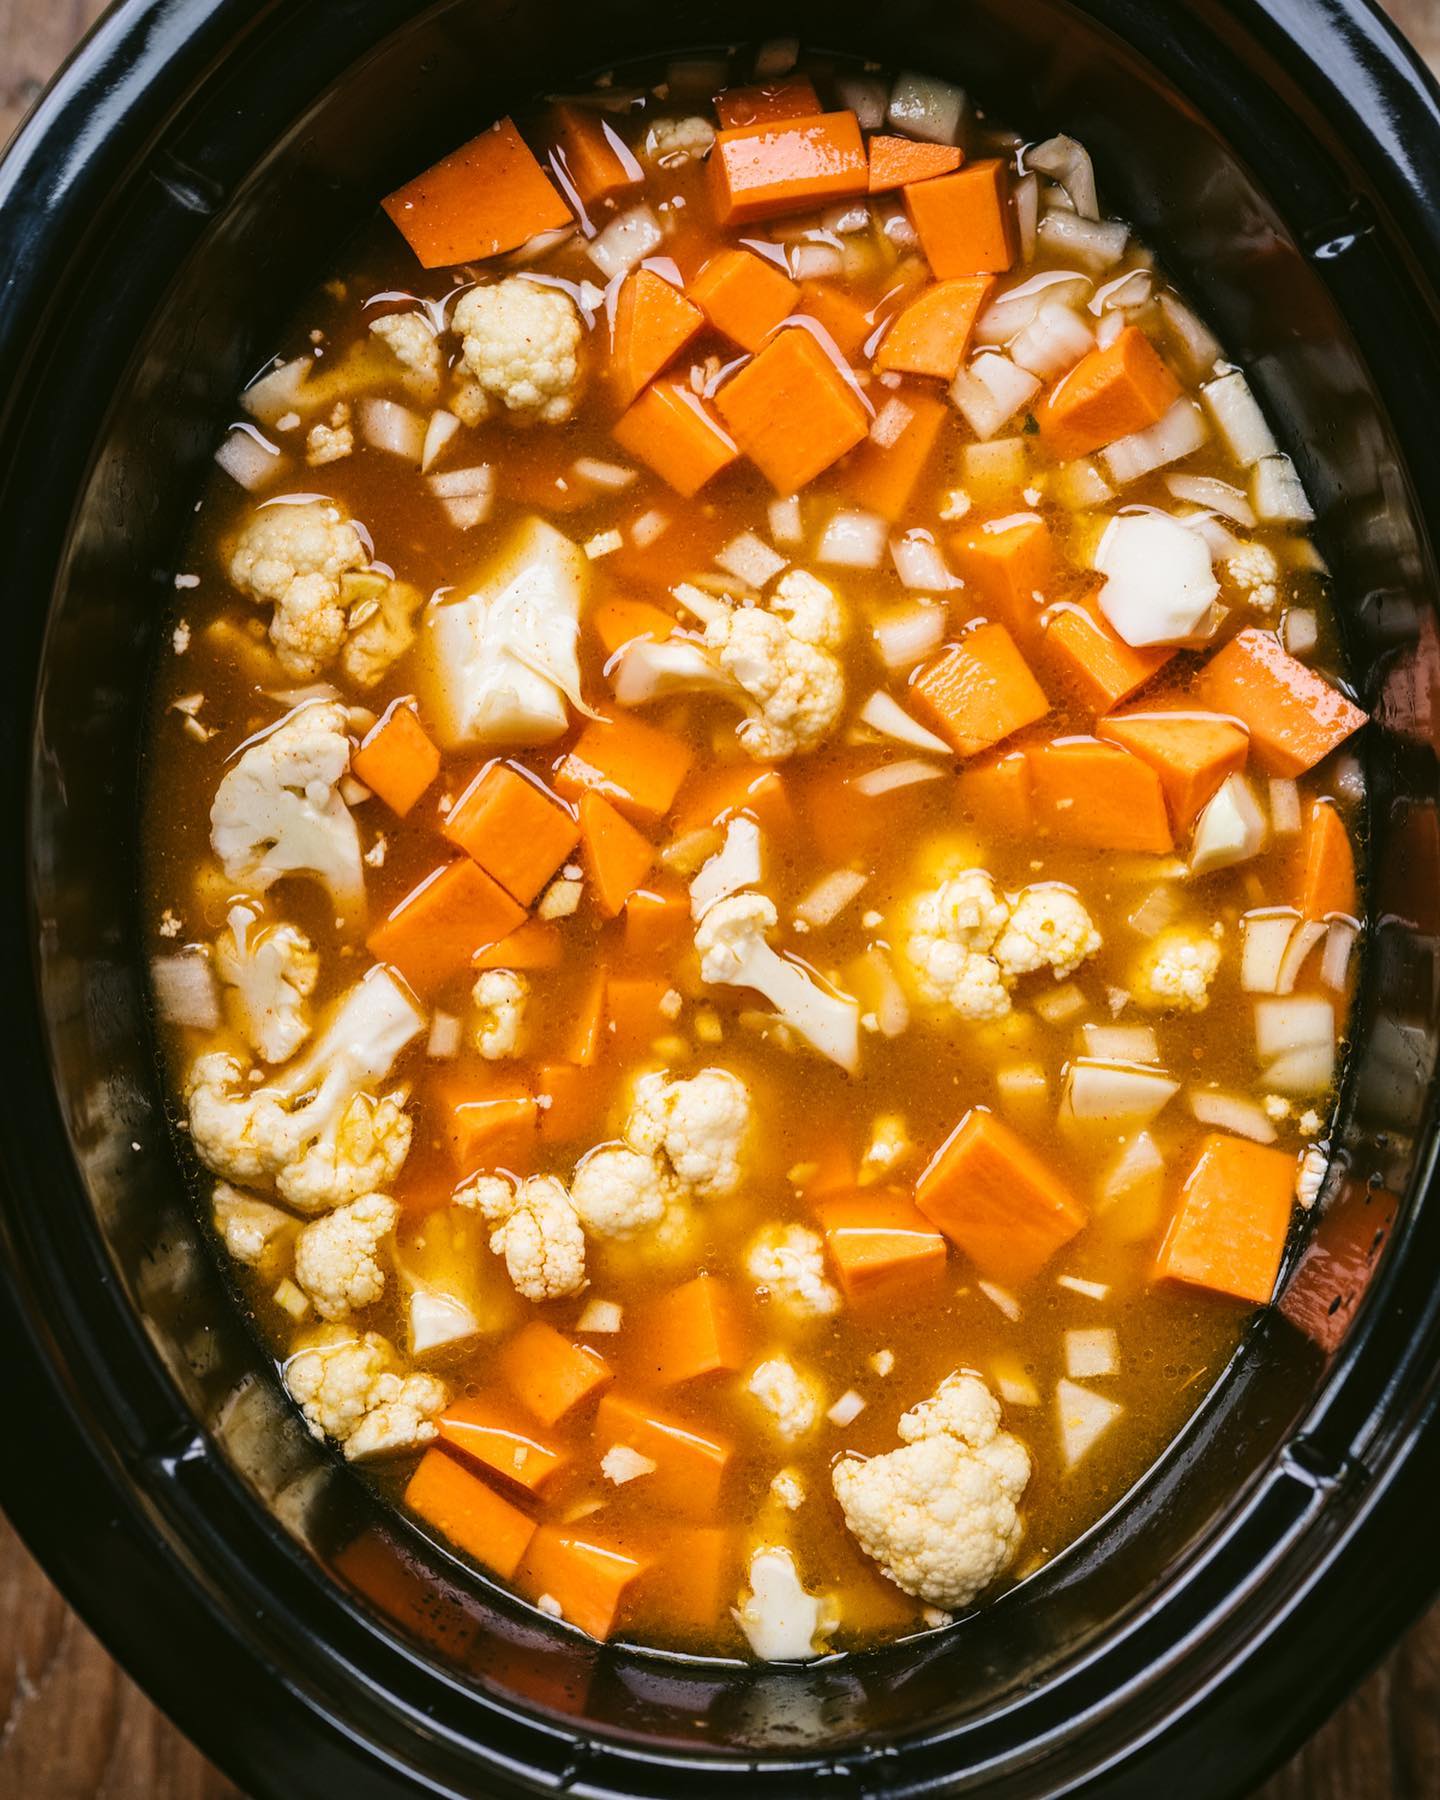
[688,247,799,351]
[565,967,608,1067]
[593,1393,732,1518]
[623,883,692,959]
[1292,799,1358,920]
[367,859,527,992]
[714,326,869,492]
[352,703,441,818]
[640,1275,746,1384]
[472,917,564,971]
[875,277,992,379]
[915,1108,1088,1284]
[909,623,1050,756]
[1036,326,1181,457]
[519,1528,649,1641]
[950,515,1052,634]
[612,380,738,496]
[867,134,964,193]
[443,762,580,905]
[438,1398,568,1494]
[591,595,677,657]
[382,118,573,268]
[548,101,642,205]
[714,74,822,128]
[1096,709,1249,829]
[555,710,695,820]
[603,976,672,1052]
[904,160,1016,276]
[1026,737,1174,852]
[818,1194,949,1298]
[643,1528,734,1634]
[1197,627,1367,775]
[674,764,792,836]
[502,1321,613,1426]
[533,1060,592,1143]
[610,269,705,407]
[708,111,868,226]
[579,791,654,917]
[1041,586,1174,714]
[955,750,1033,833]
[403,1449,537,1579]
[842,390,947,522]
[1155,1133,1297,1304]
[796,280,875,360]
[437,1073,537,1171]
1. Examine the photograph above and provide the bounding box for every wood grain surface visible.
[3,2,1440,1795]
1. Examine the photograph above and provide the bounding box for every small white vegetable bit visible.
[887,71,967,146]
[1057,1378,1123,1469]
[1094,512,1219,647]
[1191,773,1267,875]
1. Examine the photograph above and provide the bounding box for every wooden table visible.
[4,0,1440,1793]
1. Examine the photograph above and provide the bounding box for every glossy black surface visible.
[3,1,1440,1794]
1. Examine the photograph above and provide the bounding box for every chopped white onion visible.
[1038,211,1129,269]
[1321,921,1358,990]
[242,356,312,425]
[1201,369,1277,467]
[1267,778,1302,836]
[870,396,914,448]
[992,1361,1041,1408]
[1054,458,1115,509]
[1064,1327,1118,1380]
[1095,511,1219,645]
[1027,135,1099,218]
[421,409,460,473]
[1100,399,1209,486]
[859,690,952,755]
[1127,884,1179,938]
[1063,1059,1179,1124]
[873,603,947,671]
[1183,511,1244,562]
[1276,919,1327,995]
[573,456,638,491]
[978,1280,1021,1322]
[836,73,889,130]
[1255,996,1336,1095]
[1090,268,1153,314]
[407,1288,481,1358]
[1033,982,1087,1025]
[1094,311,1124,350]
[151,951,220,1029]
[1081,1023,1159,1063]
[426,1010,462,1059]
[613,636,730,705]
[1241,911,1299,994]
[1188,1089,1277,1143]
[1283,608,1319,657]
[887,70,967,145]
[768,494,803,546]
[1165,472,1255,526]
[1097,1131,1166,1229]
[214,426,284,491]
[860,945,911,1038]
[1159,294,1222,379]
[975,271,1091,345]
[690,816,763,918]
[360,397,426,462]
[1013,173,1039,262]
[1010,303,1095,381]
[1057,1274,1110,1300]
[716,531,787,588]
[817,508,888,569]
[795,869,868,929]
[1191,773,1267,875]
[1057,1379,1123,1468]
[426,463,494,529]
[789,242,845,282]
[827,1389,866,1427]
[587,205,663,280]
[1253,453,1315,524]
[631,508,669,547]
[950,353,1042,440]
[891,529,957,590]
[852,759,944,798]
[577,1298,623,1333]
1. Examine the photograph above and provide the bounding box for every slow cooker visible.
[3,0,1440,1792]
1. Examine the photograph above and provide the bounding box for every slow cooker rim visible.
[4,0,1440,1795]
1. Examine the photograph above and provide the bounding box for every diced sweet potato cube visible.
[593,1393,731,1518]
[547,101,643,205]
[909,623,1050,756]
[673,764,793,836]
[688,247,798,351]
[714,74,822,128]
[818,1194,949,1298]
[519,1528,650,1641]
[1026,738,1174,853]
[915,1108,1088,1283]
[436,1073,537,1171]
[367,859,527,993]
[867,134,964,194]
[352,704,441,817]
[502,1320,613,1426]
[950,515,1052,635]
[533,1061,592,1143]
[612,381,739,497]
[641,1527,735,1634]
[904,160,1016,276]
[610,269,705,407]
[713,326,869,492]
[443,762,580,905]
[955,750,1033,833]
[1290,798,1358,920]
[1040,585,1174,714]
[555,710,695,820]
[1155,1133,1297,1304]
[1036,326,1181,458]
[842,390,947,522]
[564,967,608,1067]
[875,277,992,379]
[578,791,654,918]
[1197,627,1367,776]
[472,918,564,971]
[1096,709,1249,829]
[623,883,693,959]
[796,280,875,360]
[404,1449,537,1579]
[708,111,868,226]
[438,1398,568,1494]
[591,595,677,657]
[604,976,672,1052]
[639,1275,746,1384]
[382,118,573,268]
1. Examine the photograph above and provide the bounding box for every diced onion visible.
[1033,982,1086,1024]
[1057,1274,1109,1300]
[978,1280,1021,1321]
[768,494,803,546]
[1276,918,1327,994]
[1201,369,1277,467]
[1127,884,1179,938]
[242,356,312,425]
[716,531,787,588]
[950,352,1041,440]
[1100,399,1208,485]
[151,951,220,1029]
[887,70,967,145]
[992,1360,1041,1407]
[1255,996,1336,1095]
[577,1298,623,1333]
[891,529,957,590]
[1054,458,1114,509]
[421,409,460,473]
[1183,511,1244,561]
[1283,607,1319,657]
[1064,1327,1118,1380]
[426,1011,461,1059]
[631,508,669,547]
[789,242,845,282]
[836,73,889,130]
[407,1288,481,1357]
[1090,269,1153,314]
[1165,472,1255,526]
[962,438,1029,501]
[975,271,1091,345]
[1094,310,1124,349]
[822,201,872,237]
[851,759,944,797]
[574,456,638,491]
[1096,1132,1166,1242]
[817,507,888,569]
[427,463,494,529]
[1159,294,1222,379]
[1241,910,1299,994]
[214,426,284,491]
[858,690,952,755]
[795,869,868,929]
[1057,1378,1123,1468]
[1027,135,1099,218]
[360,397,426,462]
[587,205,663,279]
[1010,302,1094,381]
[997,1062,1048,1113]
[870,396,914,447]
[1013,173,1039,262]
[1038,211,1129,268]
[859,946,910,1038]
[827,1389,866,1426]
[1191,773,1267,875]
[1081,1023,1159,1063]
[1268,778,1302,835]
[1253,453,1315,524]
[1063,1059,1179,1123]
[1188,1089,1278,1143]
[1321,920,1357,990]
[873,603,946,671]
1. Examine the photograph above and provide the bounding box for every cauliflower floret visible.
[734,1545,835,1661]
[695,893,860,1072]
[570,1143,680,1240]
[471,969,529,1060]
[306,407,353,467]
[209,701,364,920]
[906,870,1013,1019]
[993,886,1103,982]
[1226,541,1280,611]
[293,1192,398,1321]
[214,902,319,1063]
[186,966,424,1212]
[228,501,368,678]
[859,1113,913,1183]
[284,1326,446,1460]
[770,1467,807,1511]
[832,1372,1031,1609]
[746,1224,841,1319]
[644,115,716,164]
[454,1171,522,1224]
[370,310,444,401]
[748,1355,822,1440]
[703,571,847,759]
[626,1067,751,1198]
[212,1182,292,1267]
[452,278,582,423]
[339,573,425,690]
[487,1174,587,1302]
[1133,925,1222,1012]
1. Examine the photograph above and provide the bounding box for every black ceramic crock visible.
[3,0,1440,1793]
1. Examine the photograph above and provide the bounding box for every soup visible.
[144,43,1365,1660]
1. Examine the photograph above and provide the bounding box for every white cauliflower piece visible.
[832,1372,1031,1609]
[570,1143,680,1240]
[1133,925,1222,1012]
[293,1192,397,1321]
[746,1224,841,1319]
[644,115,716,164]
[695,893,860,1072]
[284,1326,446,1460]
[626,1067,751,1198]
[306,411,353,466]
[339,574,424,691]
[228,501,368,678]
[452,278,582,423]
[748,1355,822,1440]
[212,1182,292,1267]
[487,1174,587,1302]
[770,1468,806,1511]
[214,901,318,1063]
[703,571,847,759]
[209,701,364,920]
[453,1171,522,1224]
[1226,541,1280,611]
[734,1546,835,1661]
[859,1113,913,1183]
[471,969,529,1060]
[370,310,444,401]
[993,885,1103,982]
[186,966,424,1212]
